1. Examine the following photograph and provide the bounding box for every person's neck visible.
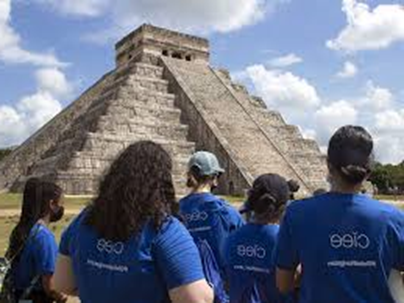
[253,216,278,225]
[330,183,362,194]
[38,215,50,226]
[191,185,212,194]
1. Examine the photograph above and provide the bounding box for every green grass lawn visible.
[0,193,90,210]
[0,215,76,256]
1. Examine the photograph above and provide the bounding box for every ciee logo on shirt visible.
[184,211,209,222]
[330,232,370,249]
[97,239,125,255]
[237,244,266,259]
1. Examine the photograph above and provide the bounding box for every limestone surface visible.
[0,24,327,195]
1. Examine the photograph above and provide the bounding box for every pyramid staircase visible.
[12,62,195,195]
[161,57,327,194]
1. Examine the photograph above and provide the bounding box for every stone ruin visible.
[0,24,328,196]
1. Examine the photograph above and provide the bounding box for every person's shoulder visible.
[33,224,54,241]
[61,207,90,238]
[152,216,195,249]
[286,195,319,213]
[157,216,189,237]
[368,198,404,224]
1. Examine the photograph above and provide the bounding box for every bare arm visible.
[42,275,68,303]
[169,280,214,303]
[276,267,296,294]
[53,254,78,296]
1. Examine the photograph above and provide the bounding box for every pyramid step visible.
[117,87,176,108]
[256,109,287,127]
[114,62,164,81]
[125,75,169,93]
[96,118,189,141]
[104,103,182,121]
[56,172,189,196]
[58,154,191,179]
[79,135,194,158]
[101,76,131,97]
[277,138,320,154]
[30,155,60,174]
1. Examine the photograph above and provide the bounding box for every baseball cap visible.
[188,151,225,176]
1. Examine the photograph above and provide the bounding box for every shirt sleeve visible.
[32,229,58,275]
[59,212,83,256]
[153,218,206,290]
[225,205,245,231]
[275,208,299,270]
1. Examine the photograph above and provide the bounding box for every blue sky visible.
[0,0,403,163]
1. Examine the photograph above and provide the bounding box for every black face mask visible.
[50,206,65,223]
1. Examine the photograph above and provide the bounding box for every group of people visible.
[3,125,404,303]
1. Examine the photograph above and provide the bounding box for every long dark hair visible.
[85,141,176,242]
[6,178,62,260]
[328,125,374,185]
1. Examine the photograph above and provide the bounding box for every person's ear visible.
[212,176,219,187]
[49,199,57,211]
[326,160,337,185]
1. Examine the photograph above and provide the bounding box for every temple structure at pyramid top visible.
[0,24,328,196]
[115,24,210,66]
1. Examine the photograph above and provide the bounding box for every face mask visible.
[50,206,65,222]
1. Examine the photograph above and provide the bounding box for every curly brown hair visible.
[85,141,176,242]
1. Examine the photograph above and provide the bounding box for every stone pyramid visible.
[0,24,328,196]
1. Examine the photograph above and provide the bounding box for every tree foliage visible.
[370,162,404,194]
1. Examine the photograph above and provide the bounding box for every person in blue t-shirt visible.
[276,125,404,303]
[225,173,291,303]
[6,178,67,303]
[53,141,213,303]
[179,151,244,302]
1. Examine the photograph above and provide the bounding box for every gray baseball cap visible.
[188,151,225,176]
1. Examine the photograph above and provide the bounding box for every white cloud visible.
[314,100,358,143]
[268,53,303,67]
[0,69,72,147]
[245,64,320,110]
[327,0,404,52]
[374,135,404,165]
[36,68,73,98]
[33,0,289,43]
[375,109,404,133]
[0,0,64,67]
[17,91,62,131]
[360,81,394,111]
[0,105,26,147]
[336,61,357,78]
[33,0,110,17]
[373,109,404,164]
[237,63,402,163]
[0,92,62,147]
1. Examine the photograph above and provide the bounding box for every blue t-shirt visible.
[12,224,58,291]
[276,193,404,303]
[225,223,282,303]
[59,211,205,303]
[179,192,245,277]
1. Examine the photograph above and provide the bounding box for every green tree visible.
[370,161,404,194]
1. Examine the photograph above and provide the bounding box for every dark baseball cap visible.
[248,173,290,207]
